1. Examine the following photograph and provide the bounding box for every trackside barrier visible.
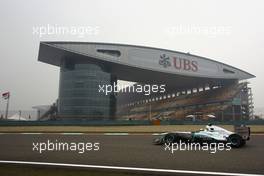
[0,119,264,126]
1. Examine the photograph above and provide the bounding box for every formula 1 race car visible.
[153,124,250,148]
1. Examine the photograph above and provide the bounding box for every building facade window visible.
[58,59,116,119]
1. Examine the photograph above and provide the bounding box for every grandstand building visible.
[38,42,255,121]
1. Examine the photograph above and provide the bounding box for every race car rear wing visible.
[234,125,250,140]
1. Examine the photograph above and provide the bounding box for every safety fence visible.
[0,119,264,126]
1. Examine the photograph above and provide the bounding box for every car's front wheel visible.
[164,133,176,144]
[153,137,163,145]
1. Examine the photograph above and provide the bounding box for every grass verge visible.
[0,125,263,133]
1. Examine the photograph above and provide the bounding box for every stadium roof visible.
[38,42,255,90]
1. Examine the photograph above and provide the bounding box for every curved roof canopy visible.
[38,42,255,90]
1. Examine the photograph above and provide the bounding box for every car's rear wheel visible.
[228,134,244,148]
[164,133,175,144]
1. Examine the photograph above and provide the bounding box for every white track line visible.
[0,133,263,136]
[61,133,84,135]
[0,160,263,176]
[104,133,129,135]
[251,133,264,135]
[152,133,167,135]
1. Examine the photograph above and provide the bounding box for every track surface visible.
[0,134,263,175]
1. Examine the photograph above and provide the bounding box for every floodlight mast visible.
[4,94,10,119]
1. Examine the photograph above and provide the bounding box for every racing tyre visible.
[228,134,243,148]
[153,137,163,145]
[164,133,175,145]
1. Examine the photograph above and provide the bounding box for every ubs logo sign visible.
[159,54,198,72]
[159,54,171,68]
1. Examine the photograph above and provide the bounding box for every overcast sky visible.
[0,0,263,111]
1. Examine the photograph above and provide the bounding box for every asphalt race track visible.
[0,133,264,175]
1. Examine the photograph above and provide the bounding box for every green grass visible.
[0,125,263,133]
